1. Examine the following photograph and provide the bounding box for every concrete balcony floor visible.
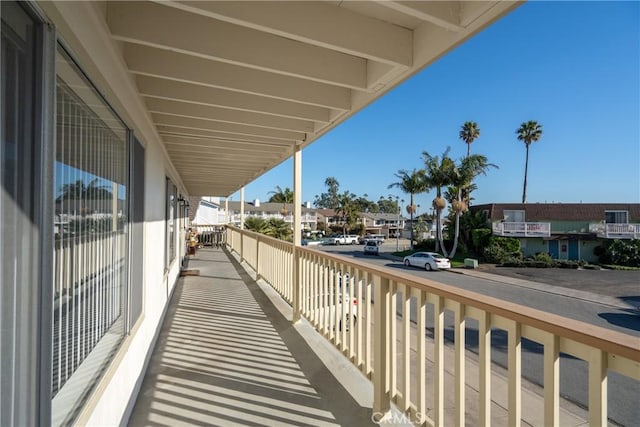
[128,247,376,426]
[128,247,590,426]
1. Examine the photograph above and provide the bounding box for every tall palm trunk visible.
[435,187,449,257]
[522,144,530,204]
[449,188,463,258]
[409,194,414,250]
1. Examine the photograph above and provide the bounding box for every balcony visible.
[492,222,551,237]
[590,222,640,239]
[140,226,640,426]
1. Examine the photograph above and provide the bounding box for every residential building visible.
[471,203,640,262]
[360,212,407,237]
[227,201,318,231]
[189,196,225,225]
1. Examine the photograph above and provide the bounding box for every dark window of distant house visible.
[605,211,628,224]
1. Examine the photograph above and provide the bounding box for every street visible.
[315,242,640,426]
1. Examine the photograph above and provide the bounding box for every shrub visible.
[605,239,640,267]
[483,236,522,263]
[471,228,492,254]
[533,252,554,267]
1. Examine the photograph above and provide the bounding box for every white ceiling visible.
[103,0,521,196]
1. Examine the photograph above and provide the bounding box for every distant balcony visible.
[493,221,551,237]
[589,223,640,239]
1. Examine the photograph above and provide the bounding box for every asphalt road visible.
[315,242,640,426]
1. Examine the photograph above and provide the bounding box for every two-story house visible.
[227,200,318,231]
[360,212,407,237]
[470,203,640,262]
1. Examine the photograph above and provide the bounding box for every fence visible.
[226,226,639,426]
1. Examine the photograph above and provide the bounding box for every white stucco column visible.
[225,197,229,224]
[292,144,302,322]
[240,187,245,229]
[293,146,302,246]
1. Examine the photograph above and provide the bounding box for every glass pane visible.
[51,45,129,426]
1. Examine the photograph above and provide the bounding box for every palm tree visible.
[516,120,543,204]
[267,185,294,203]
[459,121,480,158]
[422,148,455,254]
[388,169,428,250]
[335,191,359,235]
[446,154,497,258]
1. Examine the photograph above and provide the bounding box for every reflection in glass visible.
[52,45,129,426]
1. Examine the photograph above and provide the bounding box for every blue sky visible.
[231,1,640,211]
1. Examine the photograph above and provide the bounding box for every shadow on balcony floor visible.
[128,247,374,426]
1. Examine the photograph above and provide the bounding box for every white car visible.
[363,240,380,255]
[329,234,359,245]
[403,252,451,271]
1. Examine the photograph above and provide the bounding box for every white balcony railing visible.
[227,226,638,426]
[589,223,640,239]
[493,222,551,237]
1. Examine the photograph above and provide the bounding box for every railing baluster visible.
[455,302,466,426]
[508,321,522,427]
[588,349,608,426]
[357,270,364,369]
[390,281,397,399]
[365,272,373,376]
[373,275,390,418]
[479,311,492,427]
[416,288,427,425]
[402,283,411,412]
[544,332,560,427]
[433,294,444,427]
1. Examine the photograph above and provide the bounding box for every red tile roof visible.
[470,203,640,222]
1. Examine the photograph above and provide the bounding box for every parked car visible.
[403,252,451,271]
[361,234,385,244]
[363,240,381,255]
[328,234,359,245]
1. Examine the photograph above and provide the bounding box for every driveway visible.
[476,264,640,302]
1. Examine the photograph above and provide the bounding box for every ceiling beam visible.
[145,98,316,133]
[137,76,331,123]
[156,125,298,146]
[125,44,352,110]
[163,135,291,152]
[160,0,413,66]
[375,1,463,32]
[152,113,304,142]
[108,1,367,90]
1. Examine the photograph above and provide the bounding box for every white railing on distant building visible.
[493,222,551,237]
[589,223,640,239]
[226,225,639,427]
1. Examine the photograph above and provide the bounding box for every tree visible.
[516,120,543,204]
[445,154,497,258]
[388,169,428,249]
[422,148,455,254]
[377,196,398,214]
[57,178,112,201]
[335,191,359,234]
[313,177,341,209]
[459,121,480,158]
[268,185,294,203]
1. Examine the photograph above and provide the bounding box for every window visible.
[165,178,177,268]
[605,210,628,224]
[52,44,129,426]
[504,210,525,222]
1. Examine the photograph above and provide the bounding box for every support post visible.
[373,276,391,420]
[292,145,302,321]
